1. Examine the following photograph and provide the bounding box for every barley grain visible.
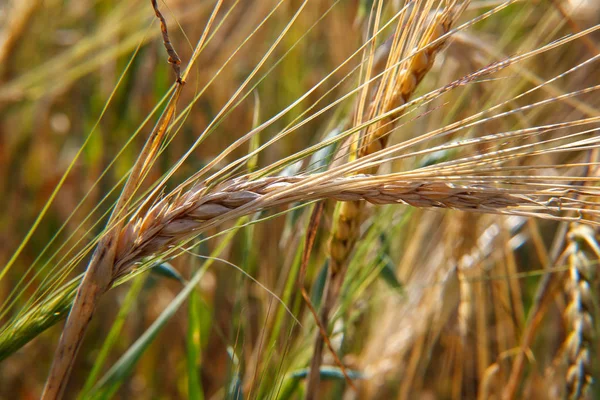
[111,174,593,281]
[308,5,462,395]
[563,223,596,400]
[329,6,458,290]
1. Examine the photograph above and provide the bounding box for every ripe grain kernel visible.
[341,202,359,219]
[330,240,347,262]
[393,92,406,108]
[221,190,260,207]
[429,18,447,43]
[334,219,351,240]
[366,138,383,156]
[190,203,231,219]
[563,224,596,399]
[579,281,593,308]
[161,219,200,235]
[581,313,594,339]
[400,71,417,96]
[116,224,134,261]
[412,49,429,73]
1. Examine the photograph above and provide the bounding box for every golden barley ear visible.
[307,4,465,396]
[112,176,542,279]
[329,7,457,274]
[563,223,597,400]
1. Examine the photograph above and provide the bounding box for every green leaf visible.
[87,264,210,399]
[311,260,329,310]
[378,254,404,293]
[150,261,185,283]
[186,289,205,400]
[79,274,146,398]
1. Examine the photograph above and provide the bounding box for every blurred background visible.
[1,0,600,399]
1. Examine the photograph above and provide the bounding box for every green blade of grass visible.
[310,261,329,310]
[186,288,206,400]
[87,219,245,398]
[87,263,209,399]
[78,273,147,398]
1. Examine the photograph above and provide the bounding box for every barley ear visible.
[564,224,596,400]
[307,6,459,398]
[329,8,455,281]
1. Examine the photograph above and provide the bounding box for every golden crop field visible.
[1,0,600,399]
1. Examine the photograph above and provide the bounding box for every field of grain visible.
[1,0,600,399]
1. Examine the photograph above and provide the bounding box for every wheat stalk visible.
[40,0,206,394]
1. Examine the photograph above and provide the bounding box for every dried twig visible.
[151,0,183,84]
